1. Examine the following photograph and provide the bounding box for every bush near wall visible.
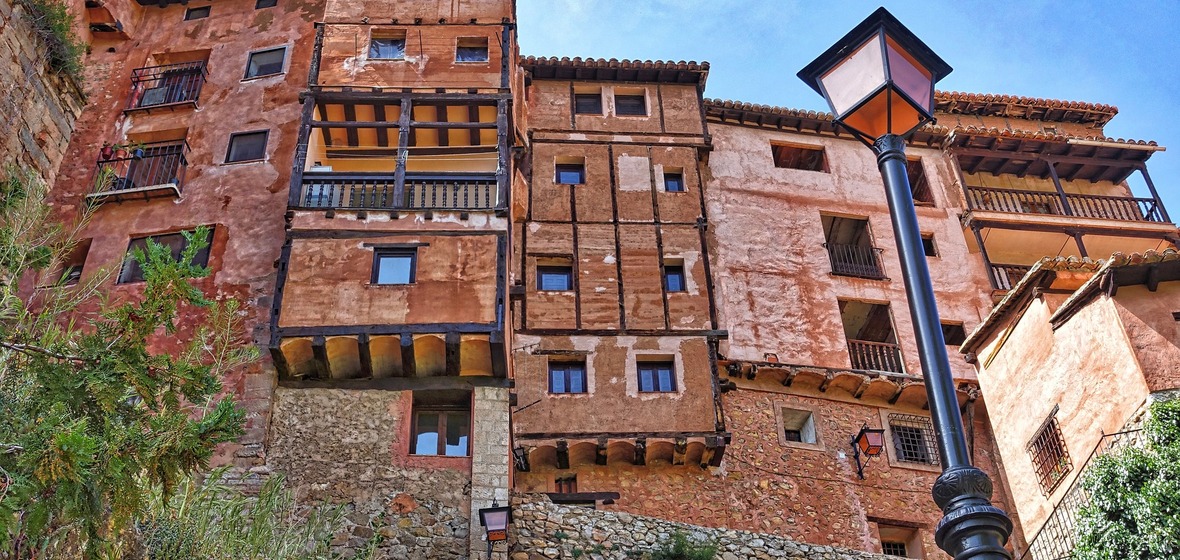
[18,0,85,82]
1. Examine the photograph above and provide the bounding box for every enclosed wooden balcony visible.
[965,185,1164,223]
[298,172,498,210]
[274,331,506,386]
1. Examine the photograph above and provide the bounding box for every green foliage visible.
[138,470,348,560]
[19,0,86,82]
[1073,398,1180,560]
[649,531,718,560]
[0,167,255,558]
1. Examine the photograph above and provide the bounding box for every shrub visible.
[20,0,85,82]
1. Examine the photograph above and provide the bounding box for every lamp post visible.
[798,8,1014,559]
[478,502,512,558]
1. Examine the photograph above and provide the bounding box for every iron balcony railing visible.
[825,243,887,280]
[299,172,498,210]
[965,185,1164,222]
[93,141,188,195]
[847,339,905,374]
[989,263,1033,291]
[128,60,208,109]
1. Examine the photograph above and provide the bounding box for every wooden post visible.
[393,97,411,208]
[1044,159,1075,216]
[970,224,999,290]
[1137,164,1171,222]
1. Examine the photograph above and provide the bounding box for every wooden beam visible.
[269,346,291,379]
[277,321,498,338]
[357,333,373,379]
[852,377,872,399]
[1147,265,1161,292]
[556,439,569,469]
[468,104,481,146]
[489,332,507,378]
[782,367,799,387]
[888,383,906,405]
[399,332,416,378]
[311,120,401,129]
[817,372,834,393]
[374,103,389,147]
[699,436,719,469]
[595,437,608,466]
[445,332,461,376]
[342,102,359,147]
[311,335,331,379]
[410,120,497,129]
[315,101,333,147]
[634,438,646,466]
[671,437,687,466]
[278,375,510,391]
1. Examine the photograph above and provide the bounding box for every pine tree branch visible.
[0,340,86,363]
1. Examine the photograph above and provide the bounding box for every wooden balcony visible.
[989,263,1033,291]
[297,172,498,210]
[848,339,905,374]
[826,243,887,280]
[87,141,187,204]
[965,186,1165,223]
[126,61,207,111]
[274,330,506,385]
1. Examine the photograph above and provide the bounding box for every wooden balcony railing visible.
[826,243,887,280]
[127,61,207,110]
[965,186,1165,223]
[90,141,188,202]
[848,339,905,374]
[989,263,1032,291]
[299,172,498,210]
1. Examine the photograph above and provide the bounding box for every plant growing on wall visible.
[19,0,86,82]
[648,531,719,560]
[0,166,253,558]
[1073,398,1180,560]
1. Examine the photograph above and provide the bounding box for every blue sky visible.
[518,0,1180,218]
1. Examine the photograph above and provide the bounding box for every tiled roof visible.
[949,126,1160,148]
[1050,248,1180,325]
[704,99,834,122]
[521,56,709,85]
[521,56,709,72]
[935,91,1118,125]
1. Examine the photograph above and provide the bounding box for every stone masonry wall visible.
[511,494,897,560]
[471,386,513,557]
[0,0,85,183]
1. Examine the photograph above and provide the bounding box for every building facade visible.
[29,0,1178,558]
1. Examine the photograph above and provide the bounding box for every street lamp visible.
[478,501,512,558]
[798,7,1014,560]
[851,424,885,480]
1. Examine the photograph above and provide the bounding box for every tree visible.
[0,166,253,558]
[1073,398,1180,560]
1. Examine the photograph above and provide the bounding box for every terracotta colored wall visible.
[323,0,512,22]
[972,294,1150,535]
[317,23,507,89]
[705,123,992,379]
[1114,282,1180,392]
[526,81,704,136]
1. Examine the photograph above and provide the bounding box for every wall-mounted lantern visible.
[478,501,512,558]
[851,423,885,479]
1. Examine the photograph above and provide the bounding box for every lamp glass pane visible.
[840,88,927,140]
[859,430,885,456]
[819,34,886,117]
[483,510,509,530]
[885,35,933,112]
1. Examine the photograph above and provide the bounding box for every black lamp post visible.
[798,8,1014,559]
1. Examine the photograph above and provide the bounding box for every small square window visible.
[637,361,675,392]
[456,37,489,62]
[574,93,602,115]
[878,524,923,558]
[254,0,277,8]
[118,229,213,284]
[549,361,587,394]
[780,408,817,445]
[554,163,585,185]
[412,409,469,456]
[184,6,210,20]
[663,172,685,192]
[882,542,907,557]
[664,264,685,292]
[373,249,416,285]
[370,32,406,60]
[614,93,647,116]
[1028,407,1072,494]
[538,265,572,291]
[889,414,940,466]
[907,158,933,204]
[941,323,967,346]
[57,239,91,286]
[920,233,937,257]
[225,131,268,163]
[244,47,286,79]
[772,143,827,172]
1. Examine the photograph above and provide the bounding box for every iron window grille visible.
[889,413,941,466]
[548,362,587,394]
[1027,406,1072,494]
[882,541,908,557]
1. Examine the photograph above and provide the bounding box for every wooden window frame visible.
[663,264,686,292]
[537,265,573,292]
[637,361,676,393]
[225,130,269,163]
[548,361,587,394]
[554,163,585,185]
[455,37,489,63]
[371,248,417,285]
[614,92,648,116]
[369,30,407,60]
[771,143,828,172]
[411,408,470,457]
[117,228,214,285]
[663,171,685,192]
[243,46,287,80]
[184,6,210,20]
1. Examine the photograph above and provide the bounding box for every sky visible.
[517,0,1180,217]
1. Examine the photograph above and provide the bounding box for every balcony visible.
[826,242,887,280]
[126,61,207,111]
[298,172,498,210]
[965,186,1165,223]
[88,141,188,204]
[988,263,1033,291]
[847,339,905,374]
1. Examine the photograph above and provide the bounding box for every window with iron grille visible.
[882,542,908,557]
[889,414,940,466]
[1028,406,1072,494]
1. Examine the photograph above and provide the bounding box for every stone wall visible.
[0,0,85,183]
[470,386,512,555]
[511,494,896,560]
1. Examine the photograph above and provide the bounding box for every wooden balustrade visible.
[965,186,1163,222]
[847,339,905,374]
[300,172,498,210]
[989,264,1032,291]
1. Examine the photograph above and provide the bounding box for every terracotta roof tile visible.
[949,126,1160,147]
[521,56,709,73]
[935,91,1119,117]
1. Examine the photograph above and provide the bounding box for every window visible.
[554,162,585,185]
[244,47,285,78]
[907,158,933,204]
[877,524,922,558]
[57,239,91,286]
[889,414,940,466]
[614,92,647,116]
[920,233,937,257]
[574,92,602,115]
[538,265,572,291]
[554,474,577,493]
[372,249,416,285]
[882,542,908,557]
[663,171,685,192]
[118,229,213,284]
[225,130,268,163]
[549,361,587,394]
[412,409,469,456]
[941,323,967,346]
[771,143,827,172]
[1028,407,1072,494]
[254,0,277,8]
[455,37,489,62]
[663,263,685,292]
[184,6,209,20]
[369,31,406,60]
[823,215,885,280]
[780,408,818,445]
[637,361,675,393]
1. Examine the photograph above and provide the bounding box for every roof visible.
[961,249,1180,353]
[521,56,709,86]
[935,91,1118,126]
[703,98,948,147]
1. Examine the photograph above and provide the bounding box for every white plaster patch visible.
[528,222,541,233]
[595,287,606,293]
[603,254,616,264]
[616,155,652,192]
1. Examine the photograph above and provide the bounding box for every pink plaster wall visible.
[1113,282,1180,392]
